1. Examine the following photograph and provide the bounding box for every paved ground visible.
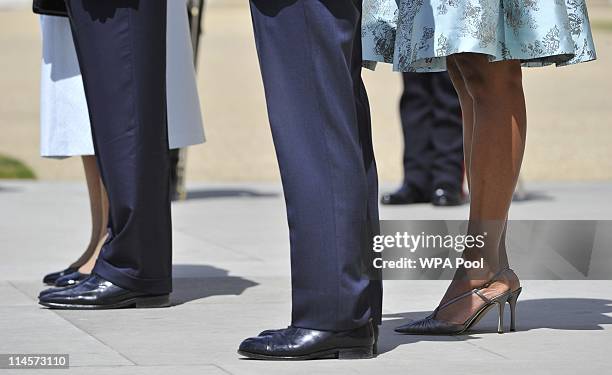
[1,180,611,374]
[1,1,611,373]
[0,2,612,182]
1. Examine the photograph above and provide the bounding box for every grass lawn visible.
[0,154,36,179]
[593,20,612,33]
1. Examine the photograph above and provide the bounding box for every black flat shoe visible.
[38,274,170,310]
[258,323,380,355]
[431,187,464,207]
[42,267,78,285]
[380,187,429,205]
[239,322,375,360]
[55,271,89,287]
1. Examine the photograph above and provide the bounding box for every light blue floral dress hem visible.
[362,0,597,72]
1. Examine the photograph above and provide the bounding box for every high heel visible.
[396,269,522,335]
[508,287,522,332]
[497,299,505,334]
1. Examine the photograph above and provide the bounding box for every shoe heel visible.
[337,347,374,360]
[497,300,505,334]
[135,294,170,308]
[508,287,522,332]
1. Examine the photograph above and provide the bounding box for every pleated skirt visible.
[362,0,597,72]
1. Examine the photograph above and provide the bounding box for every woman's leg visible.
[449,57,512,274]
[436,57,479,306]
[68,156,109,273]
[435,54,526,323]
[446,57,474,185]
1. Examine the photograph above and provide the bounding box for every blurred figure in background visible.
[39,0,204,289]
[381,72,464,206]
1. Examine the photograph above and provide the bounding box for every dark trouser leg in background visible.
[383,72,463,205]
[429,72,464,193]
[66,0,172,294]
[249,0,381,332]
[399,72,435,198]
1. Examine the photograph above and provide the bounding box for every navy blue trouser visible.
[250,0,382,331]
[65,0,172,294]
[399,72,464,195]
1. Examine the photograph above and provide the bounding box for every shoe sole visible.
[237,346,375,361]
[39,294,171,310]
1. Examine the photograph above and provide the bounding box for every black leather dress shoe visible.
[42,267,78,285]
[257,327,287,336]
[381,187,430,205]
[431,187,464,207]
[259,323,380,355]
[239,323,375,360]
[55,272,89,287]
[39,285,73,298]
[38,274,170,310]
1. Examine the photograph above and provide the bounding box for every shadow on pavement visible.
[185,188,278,200]
[0,185,20,193]
[513,190,555,202]
[379,297,612,354]
[170,264,258,305]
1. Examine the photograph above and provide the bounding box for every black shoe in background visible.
[431,187,464,207]
[381,186,430,205]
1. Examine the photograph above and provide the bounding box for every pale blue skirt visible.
[362,0,597,72]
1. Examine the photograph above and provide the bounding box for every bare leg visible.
[435,54,526,323]
[438,57,480,304]
[68,156,109,273]
[449,56,511,278]
[78,172,108,274]
[446,57,474,186]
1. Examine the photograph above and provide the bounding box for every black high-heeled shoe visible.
[55,272,89,287]
[396,270,522,335]
[42,267,78,285]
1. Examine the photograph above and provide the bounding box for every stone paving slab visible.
[0,304,133,368]
[1,181,612,374]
